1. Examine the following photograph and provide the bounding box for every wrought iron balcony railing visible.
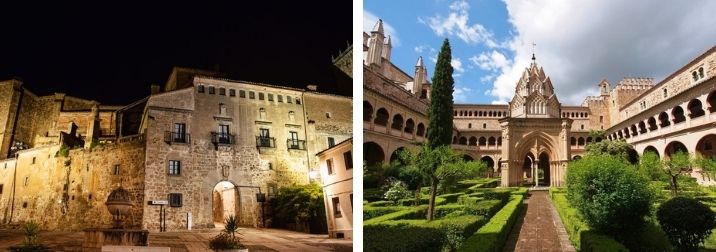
[164,131,190,144]
[287,139,306,150]
[211,132,236,145]
[256,136,276,148]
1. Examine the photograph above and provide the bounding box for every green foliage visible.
[384,180,412,203]
[550,192,628,251]
[696,156,716,180]
[639,150,668,181]
[269,183,325,226]
[427,38,455,148]
[665,151,695,196]
[364,162,397,189]
[224,215,240,239]
[209,215,246,250]
[364,206,408,220]
[364,215,487,252]
[566,154,653,236]
[458,195,524,252]
[8,221,50,252]
[584,140,633,161]
[363,188,383,202]
[58,145,70,157]
[657,197,715,251]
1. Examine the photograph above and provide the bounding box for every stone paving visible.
[503,190,575,252]
[0,227,352,252]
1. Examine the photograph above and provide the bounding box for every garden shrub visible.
[438,193,464,203]
[364,215,488,252]
[566,154,653,236]
[464,199,503,218]
[434,204,466,219]
[657,196,715,251]
[458,195,524,252]
[365,201,393,207]
[398,196,446,206]
[364,188,384,202]
[364,206,408,220]
[384,180,412,203]
[364,207,427,225]
[551,192,627,251]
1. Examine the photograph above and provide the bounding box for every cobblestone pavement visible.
[503,190,575,252]
[0,227,352,252]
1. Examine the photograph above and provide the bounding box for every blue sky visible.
[365,0,716,105]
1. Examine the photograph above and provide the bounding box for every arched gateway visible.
[500,62,571,187]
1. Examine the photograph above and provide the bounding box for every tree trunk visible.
[427,176,438,221]
[670,175,679,196]
[414,183,422,207]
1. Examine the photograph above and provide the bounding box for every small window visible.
[268,94,274,101]
[326,159,334,175]
[581,124,584,130]
[239,90,246,98]
[0,184,3,194]
[344,151,353,169]
[219,104,227,115]
[209,86,216,94]
[288,111,295,122]
[599,116,603,123]
[169,193,182,207]
[89,193,92,200]
[483,123,487,129]
[198,85,205,93]
[332,197,341,217]
[219,88,226,96]
[327,137,336,147]
[699,67,705,79]
[468,123,472,128]
[287,96,293,103]
[22,202,27,208]
[168,160,181,175]
[326,112,331,118]
[663,89,668,98]
[249,91,255,99]
[259,93,265,100]
[32,157,36,164]
[229,89,236,97]
[278,95,283,102]
[113,165,120,175]
[24,177,29,186]
[259,108,267,120]
[296,98,301,105]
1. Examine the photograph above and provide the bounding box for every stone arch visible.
[696,134,716,158]
[708,90,716,113]
[672,106,686,124]
[481,156,495,172]
[658,112,670,127]
[572,155,582,160]
[391,114,404,130]
[452,136,458,144]
[363,101,373,122]
[586,137,593,143]
[468,136,477,146]
[390,147,407,164]
[570,137,576,146]
[688,99,705,118]
[538,152,551,186]
[647,117,658,131]
[459,137,467,145]
[630,125,638,136]
[644,145,659,158]
[375,108,389,126]
[212,181,239,225]
[665,141,688,158]
[364,142,385,166]
[416,123,425,137]
[595,137,602,142]
[626,148,639,165]
[463,154,474,161]
[638,121,647,134]
[488,137,496,146]
[478,137,487,146]
[578,137,585,146]
[404,118,415,133]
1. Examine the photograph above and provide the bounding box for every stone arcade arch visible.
[390,147,407,164]
[708,90,716,113]
[375,108,389,126]
[416,123,425,137]
[212,181,239,227]
[404,119,415,133]
[538,152,551,186]
[696,134,716,158]
[505,130,565,187]
[644,145,660,158]
[469,136,477,146]
[363,101,373,122]
[688,99,705,118]
[481,156,495,172]
[364,142,385,166]
[665,141,688,158]
[391,114,404,130]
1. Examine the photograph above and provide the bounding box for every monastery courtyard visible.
[0,227,353,252]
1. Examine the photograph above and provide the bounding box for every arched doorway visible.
[481,156,495,173]
[523,153,535,182]
[626,148,639,165]
[696,134,716,158]
[390,147,406,164]
[665,141,688,159]
[364,142,385,166]
[463,155,474,161]
[538,152,550,186]
[363,101,373,122]
[213,181,238,228]
[644,145,659,158]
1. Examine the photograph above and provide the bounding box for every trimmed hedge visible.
[366,200,393,207]
[364,207,427,225]
[364,188,384,202]
[398,196,447,206]
[551,192,628,251]
[438,193,465,203]
[458,195,524,252]
[364,215,489,252]
[364,206,408,220]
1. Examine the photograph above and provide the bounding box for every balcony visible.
[164,131,191,144]
[211,132,236,145]
[287,139,306,150]
[256,136,276,148]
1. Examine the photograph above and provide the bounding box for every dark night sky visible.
[0,2,352,105]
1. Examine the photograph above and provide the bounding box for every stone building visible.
[317,138,353,239]
[0,66,352,231]
[363,18,716,187]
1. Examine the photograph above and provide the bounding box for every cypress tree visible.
[427,39,455,148]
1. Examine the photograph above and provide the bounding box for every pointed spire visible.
[416,56,424,67]
[385,35,391,45]
[531,42,537,64]
[372,19,384,34]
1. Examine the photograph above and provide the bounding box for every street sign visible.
[151,200,168,205]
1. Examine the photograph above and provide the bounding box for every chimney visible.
[150,85,161,95]
[307,85,318,91]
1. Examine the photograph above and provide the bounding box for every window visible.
[168,160,181,175]
[22,202,27,208]
[0,184,3,194]
[699,67,705,79]
[249,91,255,99]
[278,95,283,102]
[289,131,299,148]
[581,124,584,130]
[219,88,226,96]
[259,128,271,147]
[327,137,336,147]
[24,177,29,186]
[350,194,353,209]
[344,151,353,169]
[483,123,487,129]
[113,165,120,175]
[229,89,236,97]
[599,116,603,123]
[468,123,472,128]
[198,85,205,93]
[169,193,182,207]
[218,125,230,143]
[239,90,246,98]
[32,157,35,164]
[268,94,274,101]
[332,197,341,217]
[326,159,334,174]
[219,104,227,115]
[259,108,267,120]
[174,123,186,142]
[260,128,270,138]
[296,98,301,105]
[326,112,331,118]
[209,86,215,94]
[259,93,265,100]
[663,89,668,98]
[288,111,295,122]
[287,96,293,103]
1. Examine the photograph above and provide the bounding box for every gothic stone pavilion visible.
[363,19,716,187]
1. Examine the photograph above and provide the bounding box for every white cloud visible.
[420,0,498,47]
[485,0,716,105]
[453,86,473,102]
[364,10,401,47]
[470,50,510,72]
[451,58,464,73]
